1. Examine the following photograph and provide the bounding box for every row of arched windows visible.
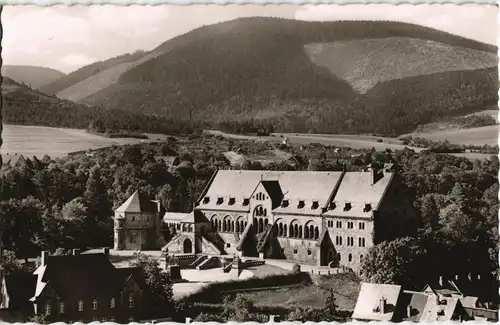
[274,220,320,240]
[336,236,366,247]
[253,217,269,233]
[254,206,268,217]
[211,215,247,233]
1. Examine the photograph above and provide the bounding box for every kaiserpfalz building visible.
[113,163,417,272]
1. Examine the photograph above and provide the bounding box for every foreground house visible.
[113,164,417,272]
[352,282,471,322]
[30,248,150,323]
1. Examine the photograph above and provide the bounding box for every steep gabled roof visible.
[32,253,121,301]
[352,282,402,321]
[4,271,37,308]
[116,191,158,214]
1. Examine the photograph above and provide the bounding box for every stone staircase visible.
[188,255,208,268]
[236,221,253,251]
[197,256,222,270]
[256,224,273,253]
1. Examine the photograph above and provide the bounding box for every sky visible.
[2,4,498,73]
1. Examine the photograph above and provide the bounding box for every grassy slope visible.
[38,51,147,95]
[304,37,497,93]
[1,65,66,89]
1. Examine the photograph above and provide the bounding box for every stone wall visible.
[275,237,319,265]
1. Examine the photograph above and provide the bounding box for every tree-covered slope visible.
[51,18,499,135]
[2,77,196,134]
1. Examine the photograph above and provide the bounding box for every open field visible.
[406,124,499,146]
[0,124,171,158]
[223,273,361,311]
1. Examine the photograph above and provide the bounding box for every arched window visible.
[240,220,245,232]
[279,223,283,236]
[264,208,267,216]
[264,218,268,227]
[253,218,258,231]
[304,226,309,239]
[231,220,235,232]
[360,254,364,262]
[236,221,240,233]
[218,220,222,232]
[258,218,264,233]
[294,224,299,238]
[283,224,287,237]
[314,227,319,240]
[348,253,352,262]
[309,225,314,239]
[298,226,302,238]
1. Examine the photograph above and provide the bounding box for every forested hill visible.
[1,65,66,89]
[2,77,196,134]
[34,18,499,136]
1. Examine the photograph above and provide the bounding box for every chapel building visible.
[113,163,417,272]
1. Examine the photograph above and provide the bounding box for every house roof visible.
[197,170,395,218]
[32,253,123,301]
[155,156,179,165]
[115,191,158,214]
[352,282,402,321]
[198,170,344,212]
[1,154,25,167]
[324,171,393,218]
[4,271,37,307]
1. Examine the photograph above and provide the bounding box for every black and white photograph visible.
[0,3,498,323]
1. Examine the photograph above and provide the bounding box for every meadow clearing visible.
[0,124,170,158]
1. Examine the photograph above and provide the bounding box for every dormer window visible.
[216,197,223,205]
[364,203,372,212]
[344,202,352,211]
[281,199,289,208]
[203,197,210,204]
[243,198,250,206]
[297,200,305,209]
[228,197,235,205]
[329,202,336,210]
[311,201,319,210]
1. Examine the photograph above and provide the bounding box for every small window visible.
[311,201,319,209]
[344,203,352,211]
[297,200,305,209]
[336,221,342,228]
[78,300,84,312]
[329,202,336,210]
[45,303,51,316]
[307,249,312,256]
[129,295,134,308]
[110,298,116,309]
[59,302,65,314]
[364,203,372,212]
[216,197,223,205]
[348,253,352,262]
[243,198,250,206]
[281,199,289,208]
[293,249,298,254]
[360,254,364,261]
[203,197,210,204]
[92,299,98,310]
[228,197,235,205]
[226,243,231,248]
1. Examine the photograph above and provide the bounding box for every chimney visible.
[103,247,110,257]
[407,305,412,319]
[73,248,80,256]
[370,163,383,185]
[379,297,386,314]
[41,251,49,266]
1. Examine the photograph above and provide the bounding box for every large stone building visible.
[113,164,417,272]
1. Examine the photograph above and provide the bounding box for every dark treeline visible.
[3,77,198,135]
[1,134,498,306]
